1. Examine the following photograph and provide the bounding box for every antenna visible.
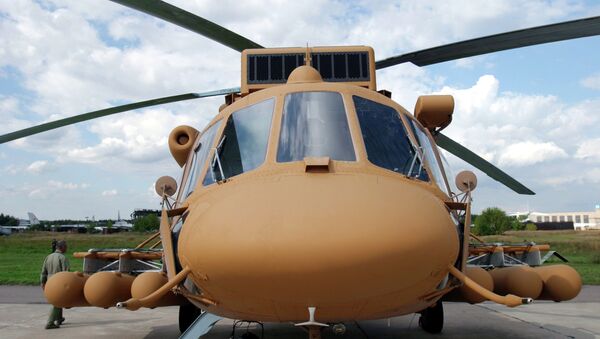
[304,43,311,65]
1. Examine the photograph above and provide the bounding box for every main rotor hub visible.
[287,65,323,84]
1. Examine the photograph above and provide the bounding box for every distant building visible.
[131,209,160,219]
[510,205,600,230]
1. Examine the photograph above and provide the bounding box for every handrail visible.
[116,267,191,310]
[448,266,531,307]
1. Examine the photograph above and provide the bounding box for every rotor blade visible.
[110,0,263,52]
[434,133,535,195]
[0,87,240,144]
[376,15,600,69]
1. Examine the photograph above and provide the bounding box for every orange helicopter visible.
[0,1,594,338]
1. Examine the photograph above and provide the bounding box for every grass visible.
[481,230,600,285]
[0,232,150,285]
[1,230,598,285]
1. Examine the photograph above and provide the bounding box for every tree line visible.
[472,207,536,235]
[0,213,19,226]
[0,211,160,232]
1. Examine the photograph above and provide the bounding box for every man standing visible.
[41,240,70,329]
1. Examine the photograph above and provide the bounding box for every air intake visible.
[241,46,376,94]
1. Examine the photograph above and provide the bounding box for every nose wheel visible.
[418,301,444,334]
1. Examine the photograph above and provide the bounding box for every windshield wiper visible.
[406,137,425,178]
[210,135,227,182]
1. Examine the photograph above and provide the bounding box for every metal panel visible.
[179,312,223,339]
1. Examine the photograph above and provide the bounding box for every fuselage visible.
[174,73,460,322]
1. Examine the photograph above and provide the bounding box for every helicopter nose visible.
[179,173,459,321]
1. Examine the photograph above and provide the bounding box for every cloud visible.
[26,160,49,174]
[47,180,82,190]
[543,168,600,186]
[575,138,600,161]
[27,180,87,199]
[2,0,600,218]
[430,72,600,202]
[53,107,211,175]
[102,189,118,197]
[0,97,30,135]
[3,165,19,175]
[581,73,600,90]
[497,141,568,167]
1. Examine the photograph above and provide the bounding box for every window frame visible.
[403,114,453,196]
[176,119,224,202]
[351,94,452,193]
[351,95,424,178]
[203,97,277,186]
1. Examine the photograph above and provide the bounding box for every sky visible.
[1,0,600,220]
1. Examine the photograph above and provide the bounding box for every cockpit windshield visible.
[180,120,222,199]
[353,96,428,181]
[277,92,355,162]
[204,98,274,185]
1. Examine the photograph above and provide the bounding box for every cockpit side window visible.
[409,120,451,195]
[204,98,274,185]
[353,96,428,181]
[180,120,222,199]
[277,92,356,162]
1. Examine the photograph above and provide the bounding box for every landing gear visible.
[231,320,264,339]
[418,301,444,334]
[179,302,202,333]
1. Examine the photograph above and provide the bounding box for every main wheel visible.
[179,302,202,333]
[418,301,444,334]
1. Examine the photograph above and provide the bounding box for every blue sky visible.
[1,0,600,219]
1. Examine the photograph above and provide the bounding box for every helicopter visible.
[0,1,595,338]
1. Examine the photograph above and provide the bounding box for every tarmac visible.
[0,285,598,339]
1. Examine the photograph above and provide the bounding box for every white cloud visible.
[28,188,46,199]
[3,165,19,175]
[47,180,81,190]
[543,168,600,186]
[27,180,86,199]
[0,97,30,135]
[453,58,476,69]
[575,138,600,161]
[2,0,600,218]
[102,189,118,197]
[497,141,568,167]
[26,160,49,174]
[581,73,600,90]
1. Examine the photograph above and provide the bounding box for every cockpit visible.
[176,89,452,203]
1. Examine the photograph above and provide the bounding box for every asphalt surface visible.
[0,285,598,338]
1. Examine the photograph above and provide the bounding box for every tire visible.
[179,302,202,333]
[418,301,444,334]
